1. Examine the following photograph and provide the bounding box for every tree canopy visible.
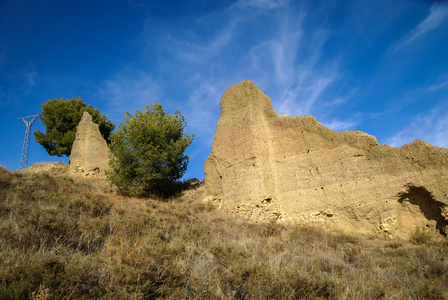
[107,103,194,196]
[34,97,114,157]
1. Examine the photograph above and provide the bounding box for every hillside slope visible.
[0,164,447,299]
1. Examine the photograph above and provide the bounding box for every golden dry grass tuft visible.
[0,166,447,299]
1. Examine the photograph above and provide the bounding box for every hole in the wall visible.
[262,197,272,204]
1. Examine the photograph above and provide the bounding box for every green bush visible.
[107,103,193,196]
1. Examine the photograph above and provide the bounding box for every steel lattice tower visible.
[19,115,39,169]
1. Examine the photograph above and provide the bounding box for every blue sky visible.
[1,0,447,180]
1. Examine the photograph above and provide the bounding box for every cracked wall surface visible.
[70,111,111,178]
[204,80,448,237]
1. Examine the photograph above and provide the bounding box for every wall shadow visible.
[398,185,447,235]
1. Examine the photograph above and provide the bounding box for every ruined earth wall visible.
[204,80,448,237]
[69,111,111,177]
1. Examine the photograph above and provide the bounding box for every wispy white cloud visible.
[151,12,242,65]
[148,0,343,121]
[96,70,162,121]
[393,3,448,51]
[276,75,336,116]
[23,65,38,88]
[270,25,303,90]
[321,118,359,132]
[387,104,448,148]
[176,80,233,180]
[268,24,340,116]
[133,0,356,179]
[176,21,240,63]
[427,73,448,91]
[183,82,223,143]
[231,0,289,10]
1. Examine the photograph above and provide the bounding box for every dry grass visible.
[0,166,447,299]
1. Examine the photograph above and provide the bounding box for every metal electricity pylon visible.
[19,115,39,169]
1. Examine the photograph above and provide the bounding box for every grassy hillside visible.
[0,165,447,299]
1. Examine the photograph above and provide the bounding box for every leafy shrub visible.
[107,103,193,196]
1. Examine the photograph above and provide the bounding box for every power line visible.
[19,115,39,169]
